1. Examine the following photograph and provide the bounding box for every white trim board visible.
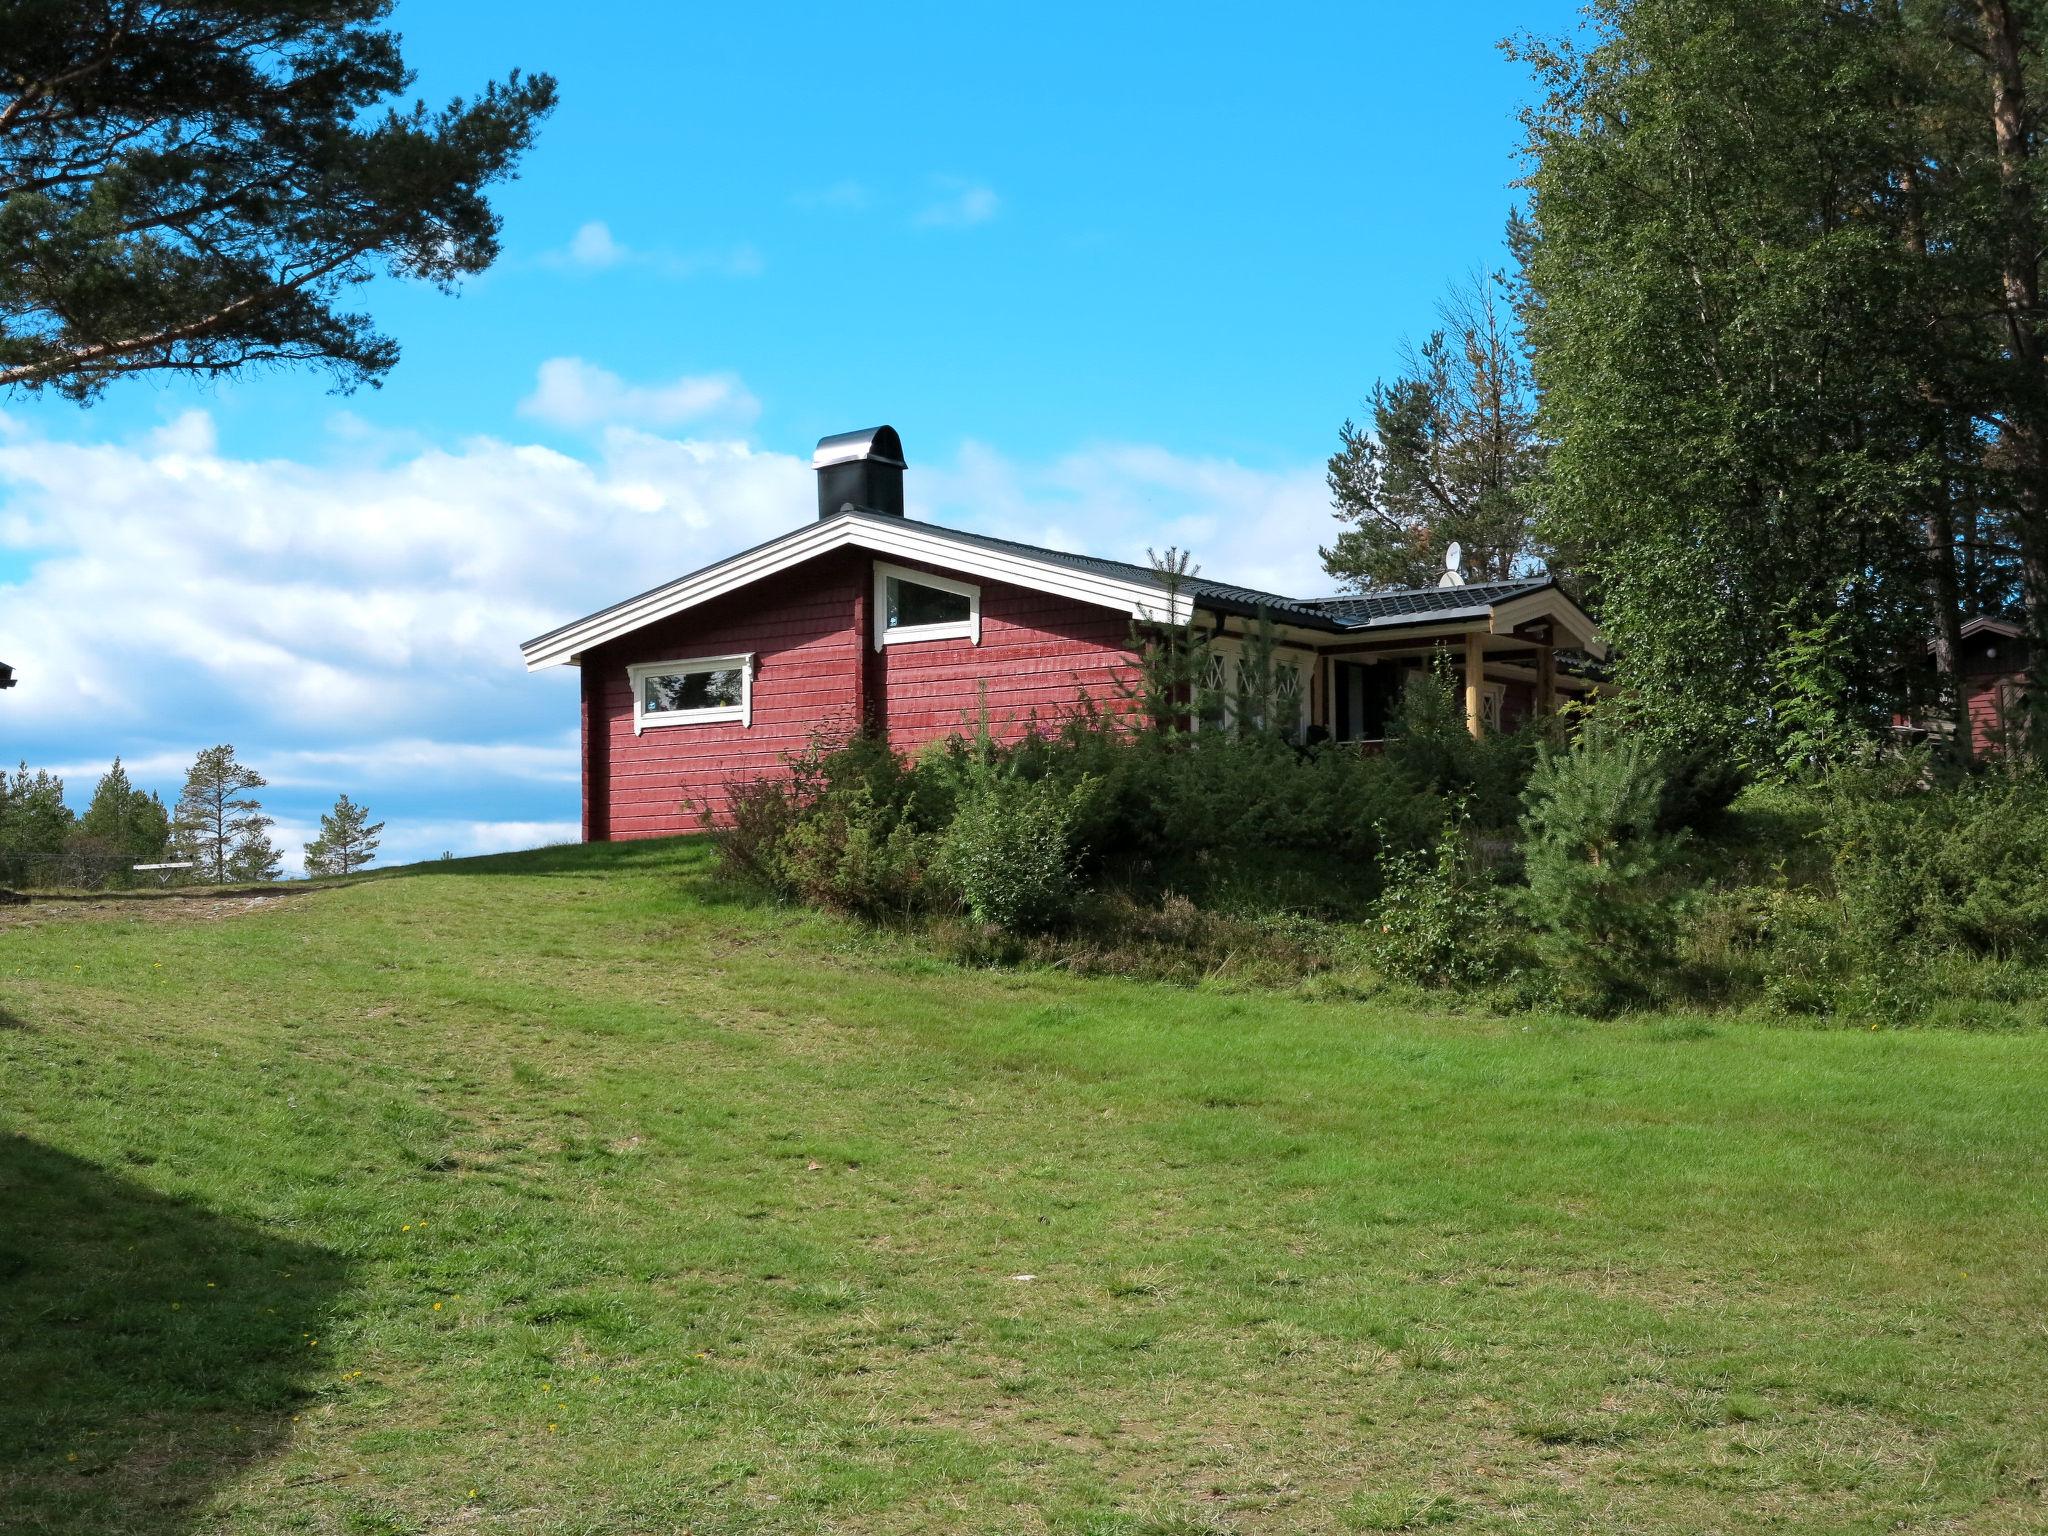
[628,653,754,733]
[873,560,981,650]
[1488,588,1608,659]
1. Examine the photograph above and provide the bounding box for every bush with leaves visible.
[1365,809,1514,988]
[1823,758,2048,961]
[937,758,1094,933]
[1517,730,1687,999]
[1382,662,1543,829]
[708,730,936,917]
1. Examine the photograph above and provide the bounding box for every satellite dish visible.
[1438,541,1466,589]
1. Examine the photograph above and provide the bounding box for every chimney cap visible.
[812,425,905,471]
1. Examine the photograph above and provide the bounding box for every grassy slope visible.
[1,840,2044,1536]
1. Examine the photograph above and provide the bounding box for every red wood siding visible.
[582,549,867,838]
[877,557,1141,749]
[578,549,1142,837]
[1966,672,2027,756]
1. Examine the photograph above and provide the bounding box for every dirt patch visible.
[0,888,307,931]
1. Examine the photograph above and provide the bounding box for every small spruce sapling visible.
[1117,547,1223,739]
[1516,730,1685,997]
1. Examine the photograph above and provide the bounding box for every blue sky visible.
[0,0,1583,870]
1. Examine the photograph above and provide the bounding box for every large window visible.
[628,654,752,732]
[874,561,980,648]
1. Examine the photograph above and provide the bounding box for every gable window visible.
[874,561,980,648]
[628,654,752,732]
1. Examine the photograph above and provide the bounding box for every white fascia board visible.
[519,514,1187,671]
[853,519,1188,625]
[1488,589,1608,660]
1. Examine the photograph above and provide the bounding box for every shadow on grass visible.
[357,836,791,911]
[0,1136,346,1533]
[365,835,711,882]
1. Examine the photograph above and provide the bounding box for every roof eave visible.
[519,512,1193,671]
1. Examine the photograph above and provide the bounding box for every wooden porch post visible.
[1464,631,1485,739]
[1537,642,1556,716]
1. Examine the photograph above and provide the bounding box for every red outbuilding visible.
[1895,617,2035,758]
[521,427,1606,840]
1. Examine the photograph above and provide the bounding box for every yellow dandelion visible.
[433,1302,442,1311]
[548,1423,557,1433]
[402,1224,411,1232]
[469,1489,478,1499]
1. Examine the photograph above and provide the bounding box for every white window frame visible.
[1478,680,1507,733]
[1200,638,1312,741]
[873,561,980,650]
[628,653,753,733]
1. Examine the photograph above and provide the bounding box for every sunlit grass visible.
[3,837,2044,1533]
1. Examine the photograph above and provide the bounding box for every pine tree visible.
[78,759,172,861]
[1116,547,1222,739]
[0,764,74,863]
[303,794,385,878]
[1323,274,1546,591]
[172,745,277,884]
[1517,728,1685,1001]
[1,4,556,399]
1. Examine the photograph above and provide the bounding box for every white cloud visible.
[519,358,761,432]
[47,736,579,794]
[563,219,629,268]
[0,406,810,754]
[375,819,582,867]
[917,440,1336,598]
[541,221,764,279]
[0,407,1330,872]
[915,179,1000,229]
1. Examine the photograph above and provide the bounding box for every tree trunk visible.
[1900,142,1972,760]
[1976,0,2048,745]
[1926,499,1971,760]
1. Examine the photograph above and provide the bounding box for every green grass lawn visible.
[2,839,2044,1535]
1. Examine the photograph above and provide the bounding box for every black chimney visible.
[813,426,906,519]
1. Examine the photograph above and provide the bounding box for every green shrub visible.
[1652,739,1749,835]
[1365,812,1513,988]
[776,783,933,917]
[1517,731,1687,999]
[1382,664,1543,829]
[936,764,1093,932]
[710,729,934,916]
[1824,760,2048,961]
[716,773,802,889]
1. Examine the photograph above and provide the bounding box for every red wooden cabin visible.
[521,427,1606,839]
[1895,618,2035,757]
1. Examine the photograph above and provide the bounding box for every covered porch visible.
[1196,578,1605,744]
